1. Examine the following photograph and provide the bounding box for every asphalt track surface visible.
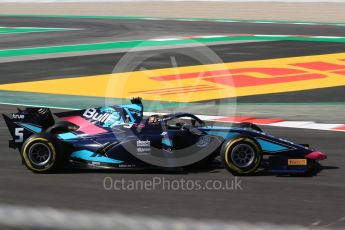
[2,17,345,102]
[3,41,345,84]
[0,105,344,228]
[2,16,345,50]
[1,40,345,103]
[0,16,344,228]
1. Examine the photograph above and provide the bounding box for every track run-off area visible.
[0,14,344,229]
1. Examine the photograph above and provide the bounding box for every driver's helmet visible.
[148,115,160,125]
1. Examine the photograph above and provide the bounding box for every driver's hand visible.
[175,122,185,127]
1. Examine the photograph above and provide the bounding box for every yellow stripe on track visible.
[1,52,345,102]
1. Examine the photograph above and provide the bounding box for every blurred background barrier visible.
[0,0,345,2]
[0,0,344,3]
[0,0,344,23]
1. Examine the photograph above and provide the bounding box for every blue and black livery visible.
[2,98,326,175]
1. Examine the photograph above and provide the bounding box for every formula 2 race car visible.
[2,98,327,175]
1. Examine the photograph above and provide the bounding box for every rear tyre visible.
[221,136,262,176]
[21,133,64,173]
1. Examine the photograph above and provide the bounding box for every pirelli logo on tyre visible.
[288,159,307,166]
[1,53,345,102]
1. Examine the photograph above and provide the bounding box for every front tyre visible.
[21,133,63,173]
[221,136,262,176]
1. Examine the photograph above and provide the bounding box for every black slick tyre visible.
[221,136,262,176]
[21,133,63,173]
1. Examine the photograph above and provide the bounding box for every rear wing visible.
[2,107,54,149]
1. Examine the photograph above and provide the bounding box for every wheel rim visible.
[230,143,255,168]
[28,143,51,166]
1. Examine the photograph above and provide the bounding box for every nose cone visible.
[305,151,327,161]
